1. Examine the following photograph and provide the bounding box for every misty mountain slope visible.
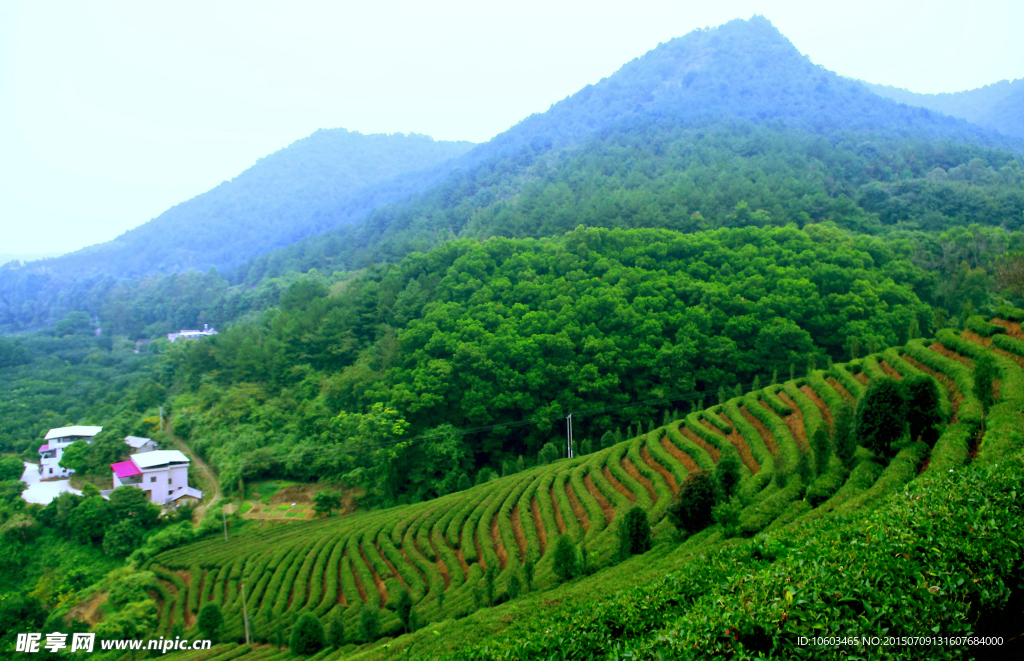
[864,79,1024,139]
[3,16,1022,332]
[230,16,1023,284]
[13,129,474,279]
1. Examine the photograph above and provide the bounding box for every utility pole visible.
[159,406,163,431]
[241,581,250,645]
[222,507,228,541]
[566,413,574,458]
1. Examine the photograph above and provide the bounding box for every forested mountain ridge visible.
[2,16,1022,334]
[864,78,1024,139]
[0,130,473,327]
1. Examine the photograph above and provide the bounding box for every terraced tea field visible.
[143,315,1024,660]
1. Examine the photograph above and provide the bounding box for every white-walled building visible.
[125,435,159,453]
[111,450,202,506]
[38,426,102,479]
[167,324,218,343]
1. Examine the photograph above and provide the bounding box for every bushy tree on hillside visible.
[552,535,579,582]
[902,375,945,445]
[394,588,413,633]
[668,472,717,534]
[714,449,741,498]
[313,491,342,517]
[619,506,653,557]
[0,456,23,482]
[538,442,560,465]
[832,400,857,467]
[359,605,379,642]
[327,608,345,647]
[973,351,999,415]
[810,425,832,476]
[197,603,223,643]
[855,377,907,459]
[289,612,325,655]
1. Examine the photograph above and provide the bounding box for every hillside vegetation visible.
[116,313,1024,660]
[2,17,1021,334]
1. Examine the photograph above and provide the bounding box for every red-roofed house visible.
[110,450,202,506]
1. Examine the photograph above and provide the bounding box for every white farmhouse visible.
[167,324,218,343]
[110,450,203,506]
[125,435,159,453]
[38,426,102,479]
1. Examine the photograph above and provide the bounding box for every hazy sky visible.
[2,0,1022,257]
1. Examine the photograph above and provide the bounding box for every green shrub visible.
[966,315,1006,337]
[973,351,998,413]
[714,449,742,498]
[394,589,413,633]
[618,506,652,556]
[855,377,906,459]
[359,604,379,642]
[552,535,578,583]
[995,305,1024,321]
[327,607,345,647]
[804,458,848,506]
[197,603,223,643]
[667,471,717,534]
[810,425,831,476]
[538,442,560,465]
[992,333,1024,358]
[902,374,945,445]
[289,612,325,655]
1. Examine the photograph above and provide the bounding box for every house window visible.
[168,479,172,484]
[150,476,157,483]
[48,468,52,475]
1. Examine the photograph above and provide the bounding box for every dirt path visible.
[699,419,726,437]
[345,551,369,603]
[374,541,407,586]
[826,377,854,401]
[602,465,636,502]
[621,457,657,502]
[854,372,870,386]
[992,318,1024,340]
[165,416,220,520]
[964,330,1024,367]
[902,354,962,422]
[583,473,614,524]
[878,360,903,379]
[549,486,567,534]
[739,407,778,456]
[640,445,677,493]
[400,546,428,584]
[763,398,807,453]
[530,496,548,554]
[682,426,721,462]
[660,435,698,472]
[718,412,761,472]
[564,480,590,532]
[358,542,388,607]
[473,529,487,571]
[426,534,451,589]
[930,342,973,367]
[489,513,509,570]
[800,385,834,426]
[510,505,528,563]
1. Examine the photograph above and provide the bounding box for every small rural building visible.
[125,435,159,453]
[110,450,203,506]
[167,324,218,343]
[38,426,102,479]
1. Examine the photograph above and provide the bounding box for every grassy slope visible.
[143,320,1024,661]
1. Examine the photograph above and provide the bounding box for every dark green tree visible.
[0,456,23,482]
[394,589,413,633]
[108,486,160,529]
[484,564,497,606]
[714,449,741,498]
[197,603,223,643]
[359,604,379,642]
[902,374,945,445]
[810,425,831,476]
[537,442,560,465]
[552,535,578,582]
[973,352,999,415]
[522,557,534,592]
[102,519,145,557]
[327,608,345,647]
[507,573,522,600]
[313,491,342,517]
[855,377,907,459]
[618,506,652,556]
[832,400,857,467]
[667,471,716,534]
[599,431,616,450]
[456,472,471,491]
[289,612,325,655]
